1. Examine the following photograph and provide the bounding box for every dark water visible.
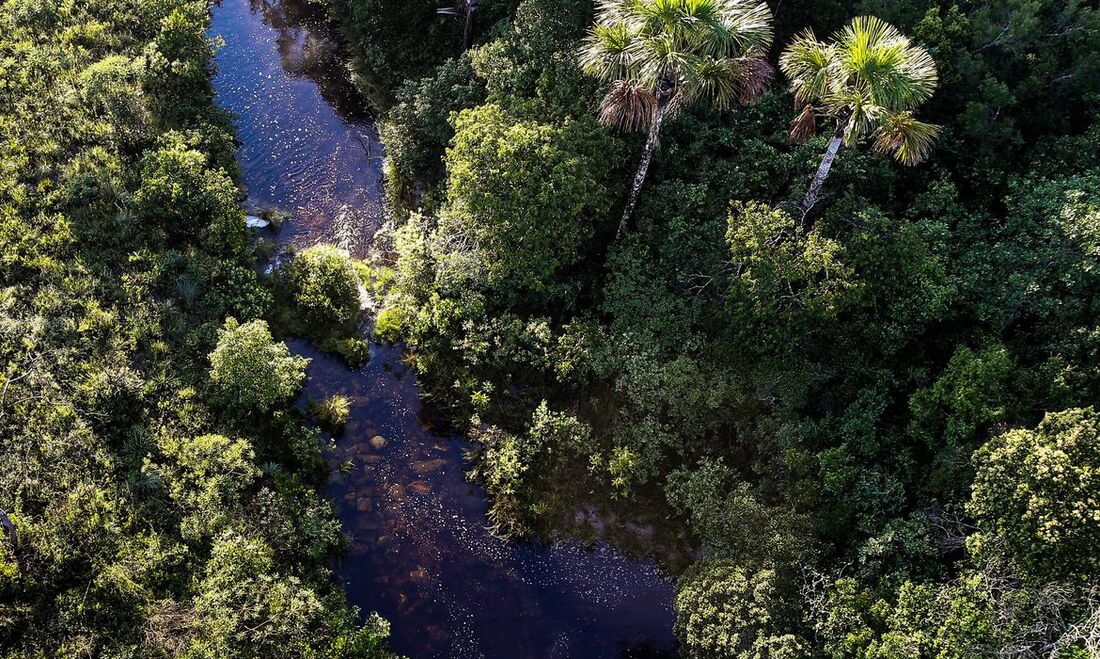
[210,1,677,656]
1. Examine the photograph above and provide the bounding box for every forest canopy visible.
[325,0,1100,654]
[3,0,1099,654]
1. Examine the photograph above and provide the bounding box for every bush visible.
[282,245,362,332]
[208,318,309,414]
[373,304,408,342]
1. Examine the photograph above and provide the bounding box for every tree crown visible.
[780,16,940,165]
[580,0,774,130]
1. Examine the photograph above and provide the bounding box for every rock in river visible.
[407,481,431,494]
[411,458,446,474]
[369,435,387,450]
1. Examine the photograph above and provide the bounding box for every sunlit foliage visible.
[0,0,393,654]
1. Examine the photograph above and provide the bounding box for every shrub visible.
[208,318,309,413]
[282,245,362,332]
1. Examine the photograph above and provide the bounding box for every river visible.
[209,1,677,656]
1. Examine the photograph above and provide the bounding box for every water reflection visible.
[213,0,382,255]
[211,0,677,656]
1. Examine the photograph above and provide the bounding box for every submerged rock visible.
[369,435,387,450]
[407,481,431,494]
[426,625,449,643]
[388,483,406,501]
[410,458,446,474]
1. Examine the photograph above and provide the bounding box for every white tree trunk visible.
[800,125,845,216]
[462,8,473,50]
[617,102,667,239]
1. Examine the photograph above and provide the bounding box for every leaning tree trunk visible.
[800,114,850,217]
[617,100,668,239]
[462,3,474,51]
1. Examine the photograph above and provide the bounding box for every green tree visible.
[820,558,1098,658]
[725,201,860,346]
[579,0,774,235]
[969,407,1100,580]
[142,1,216,124]
[675,560,808,658]
[380,54,485,184]
[442,103,613,294]
[666,460,810,567]
[324,0,459,109]
[133,137,244,251]
[208,318,309,414]
[780,16,940,214]
[147,433,259,539]
[191,533,392,658]
[282,244,362,331]
[79,55,148,146]
[908,344,1014,450]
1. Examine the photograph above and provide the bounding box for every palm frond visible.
[779,30,835,105]
[789,103,818,143]
[582,0,775,113]
[634,34,701,91]
[683,57,741,109]
[599,79,658,132]
[592,0,635,26]
[579,23,636,81]
[897,41,938,104]
[843,94,888,145]
[729,56,774,104]
[872,111,940,165]
[837,16,938,111]
[719,0,774,53]
[689,0,774,59]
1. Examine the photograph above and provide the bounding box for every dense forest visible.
[3,0,1100,655]
[323,0,1100,655]
[0,0,393,655]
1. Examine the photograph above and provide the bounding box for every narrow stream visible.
[210,1,677,656]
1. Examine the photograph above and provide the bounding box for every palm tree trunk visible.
[800,113,850,217]
[462,3,474,50]
[618,101,667,239]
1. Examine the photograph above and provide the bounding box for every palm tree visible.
[780,16,940,215]
[580,0,774,238]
